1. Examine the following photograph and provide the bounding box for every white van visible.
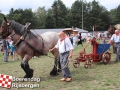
[81,33,87,41]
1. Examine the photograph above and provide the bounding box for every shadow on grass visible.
[95,60,120,65]
[73,75,96,82]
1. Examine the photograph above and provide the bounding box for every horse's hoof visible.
[50,73,59,76]
[24,69,34,78]
[24,75,28,78]
[57,69,61,72]
[29,69,34,78]
[50,71,59,76]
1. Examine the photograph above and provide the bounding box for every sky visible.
[0,0,120,15]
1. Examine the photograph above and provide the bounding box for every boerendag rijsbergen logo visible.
[0,74,40,89]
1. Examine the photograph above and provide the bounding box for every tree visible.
[109,9,117,25]
[65,8,73,28]
[71,0,83,29]
[51,0,68,28]
[35,6,47,29]
[116,5,120,24]
[0,12,5,24]
[3,0,119,31]
[7,8,37,29]
[45,9,55,28]
[86,0,111,31]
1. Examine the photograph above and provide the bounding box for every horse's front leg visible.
[21,55,33,78]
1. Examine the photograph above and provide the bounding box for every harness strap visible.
[25,41,43,55]
[13,36,24,46]
[13,29,44,55]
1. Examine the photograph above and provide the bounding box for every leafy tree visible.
[7,8,37,29]
[86,0,111,31]
[34,6,47,29]
[109,9,117,25]
[116,5,120,24]
[7,8,23,23]
[1,0,120,31]
[45,9,55,28]
[65,8,73,28]
[71,0,83,29]
[51,0,68,28]
[0,12,5,24]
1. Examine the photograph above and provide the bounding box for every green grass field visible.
[0,41,120,90]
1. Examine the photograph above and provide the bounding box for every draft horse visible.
[108,25,116,53]
[108,24,120,35]
[0,17,61,78]
[108,25,116,36]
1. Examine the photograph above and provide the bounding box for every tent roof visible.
[30,28,88,35]
[75,28,88,33]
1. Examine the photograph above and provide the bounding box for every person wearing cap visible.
[108,30,120,62]
[49,31,73,82]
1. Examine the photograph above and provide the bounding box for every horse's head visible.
[108,26,116,35]
[0,17,12,39]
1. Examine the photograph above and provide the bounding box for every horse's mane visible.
[108,26,116,30]
[108,25,116,35]
[10,20,24,35]
[10,20,37,39]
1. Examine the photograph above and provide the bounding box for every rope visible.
[81,41,91,52]
[55,59,69,70]
[46,53,70,70]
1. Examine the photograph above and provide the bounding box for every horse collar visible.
[13,36,25,46]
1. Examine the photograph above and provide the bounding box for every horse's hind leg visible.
[21,55,33,78]
[50,49,61,76]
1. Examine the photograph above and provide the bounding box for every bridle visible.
[108,26,115,31]
[0,21,12,38]
[108,26,116,34]
[1,19,44,55]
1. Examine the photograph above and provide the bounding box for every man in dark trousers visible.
[108,30,120,62]
[49,31,73,82]
[2,38,9,62]
[78,33,83,46]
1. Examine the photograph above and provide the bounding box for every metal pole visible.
[82,0,83,30]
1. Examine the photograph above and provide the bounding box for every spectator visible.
[78,33,83,46]
[7,36,15,61]
[14,47,19,60]
[2,38,9,62]
[72,32,78,48]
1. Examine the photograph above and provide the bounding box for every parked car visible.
[81,33,87,41]
[0,39,2,45]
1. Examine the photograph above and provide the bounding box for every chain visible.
[45,54,70,70]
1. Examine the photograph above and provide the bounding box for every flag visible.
[94,24,97,31]
[92,26,94,31]
[0,74,12,88]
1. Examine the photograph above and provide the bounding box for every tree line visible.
[0,0,120,32]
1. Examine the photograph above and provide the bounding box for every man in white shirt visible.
[49,31,73,82]
[108,30,120,62]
